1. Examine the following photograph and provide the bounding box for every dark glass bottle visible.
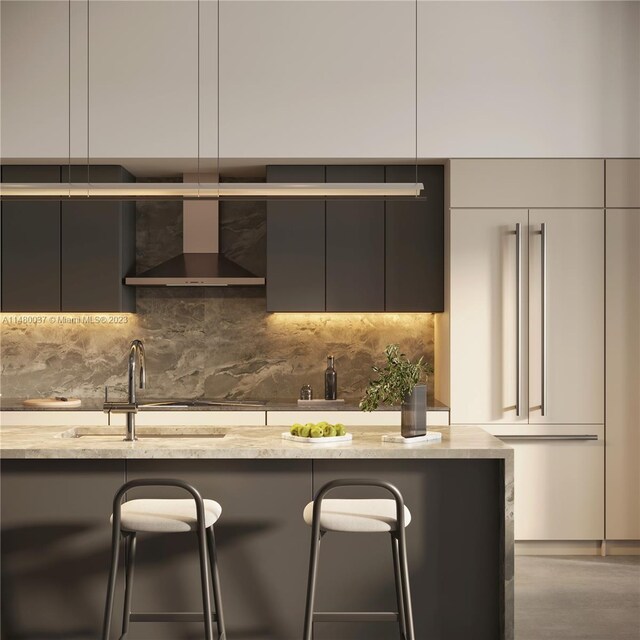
[324,355,337,400]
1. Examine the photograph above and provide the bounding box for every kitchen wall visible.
[0,191,435,401]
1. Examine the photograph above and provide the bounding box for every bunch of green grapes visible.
[290,421,347,438]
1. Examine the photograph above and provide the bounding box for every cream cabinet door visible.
[266,411,401,427]
[490,426,605,540]
[266,411,449,427]
[133,411,266,427]
[606,160,640,208]
[449,160,604,208]
[0,411,109,427]
[605,209,640,540]
[528,209,604,424]
[450,209,528,424]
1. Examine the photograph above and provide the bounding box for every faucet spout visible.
[125,339,146,441]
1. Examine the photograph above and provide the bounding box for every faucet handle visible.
[103,401,138,414]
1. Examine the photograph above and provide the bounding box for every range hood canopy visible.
[125,252,264,286]
[125,173,265,287]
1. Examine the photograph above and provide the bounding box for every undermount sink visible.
[138,399,265,409]
[57,426,228,439]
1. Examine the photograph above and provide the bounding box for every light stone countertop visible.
[0,423,511,460]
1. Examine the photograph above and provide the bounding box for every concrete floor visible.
[515,556,640,640]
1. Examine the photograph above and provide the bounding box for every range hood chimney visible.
[125,174,265,287]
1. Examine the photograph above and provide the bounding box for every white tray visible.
[382,432,442,444]
[282,432,352,444]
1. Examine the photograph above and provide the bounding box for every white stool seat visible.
[114,498,222,533]
[303,499,411,533]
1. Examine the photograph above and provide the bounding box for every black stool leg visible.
[206,526,226,639]
[196,524,214,640]
[121,533,136,638]
[102,523,122,640]
[391,534,408,640]
[303,526,323,640]
[397,528,415,640]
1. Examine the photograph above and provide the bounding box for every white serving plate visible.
[281,432,353,444]
[381,431,442,444]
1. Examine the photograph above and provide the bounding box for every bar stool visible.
[302,479,415,640]
[102,479,226,640]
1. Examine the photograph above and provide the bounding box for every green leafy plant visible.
[359,344,433,412]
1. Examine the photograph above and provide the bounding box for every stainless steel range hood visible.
[125,174,265,287]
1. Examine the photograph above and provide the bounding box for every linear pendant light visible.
[1,0,423,201]
[0,182,423,200]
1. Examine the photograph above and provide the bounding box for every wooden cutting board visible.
[22,398,82,408]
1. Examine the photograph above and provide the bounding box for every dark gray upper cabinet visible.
[1,165,135,312]
[266,166,326,312]
[385,165,444,312]
[1,165,62,311]
[60,166,135,312]
[326,165,385,311]
[266,164,444,313]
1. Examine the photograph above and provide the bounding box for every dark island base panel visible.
[1,459,502,640]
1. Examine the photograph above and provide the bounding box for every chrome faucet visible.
[104,339,146,441]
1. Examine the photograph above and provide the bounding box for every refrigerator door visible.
[528,209,604,425]
[450,208,529,424]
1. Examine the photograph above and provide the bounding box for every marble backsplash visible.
[0,190,435,401]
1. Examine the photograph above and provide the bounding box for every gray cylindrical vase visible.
[401,384,427,438]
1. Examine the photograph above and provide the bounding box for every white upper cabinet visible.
[1,0,70,159]
[218,0,415,160]
[87,0,217,161]
[2,1,638,161]
[1,0,217,163]
[418,1,640,158]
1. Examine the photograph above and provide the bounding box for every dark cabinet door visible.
[61,166,135,311]
[1,165,61,311]
[385,165,444,312]
[326,166,385,311]
[267,165,326,312]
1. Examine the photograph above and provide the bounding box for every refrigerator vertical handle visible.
[540,223,547,417]
[515,223,522,417]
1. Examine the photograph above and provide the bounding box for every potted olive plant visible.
[360,344,433,437]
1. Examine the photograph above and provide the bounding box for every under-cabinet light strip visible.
[0,182,424,199]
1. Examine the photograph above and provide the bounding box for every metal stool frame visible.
[102,478,226,640]
[303,478,415,640]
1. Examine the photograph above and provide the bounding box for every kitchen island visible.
[0,424,513,640]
